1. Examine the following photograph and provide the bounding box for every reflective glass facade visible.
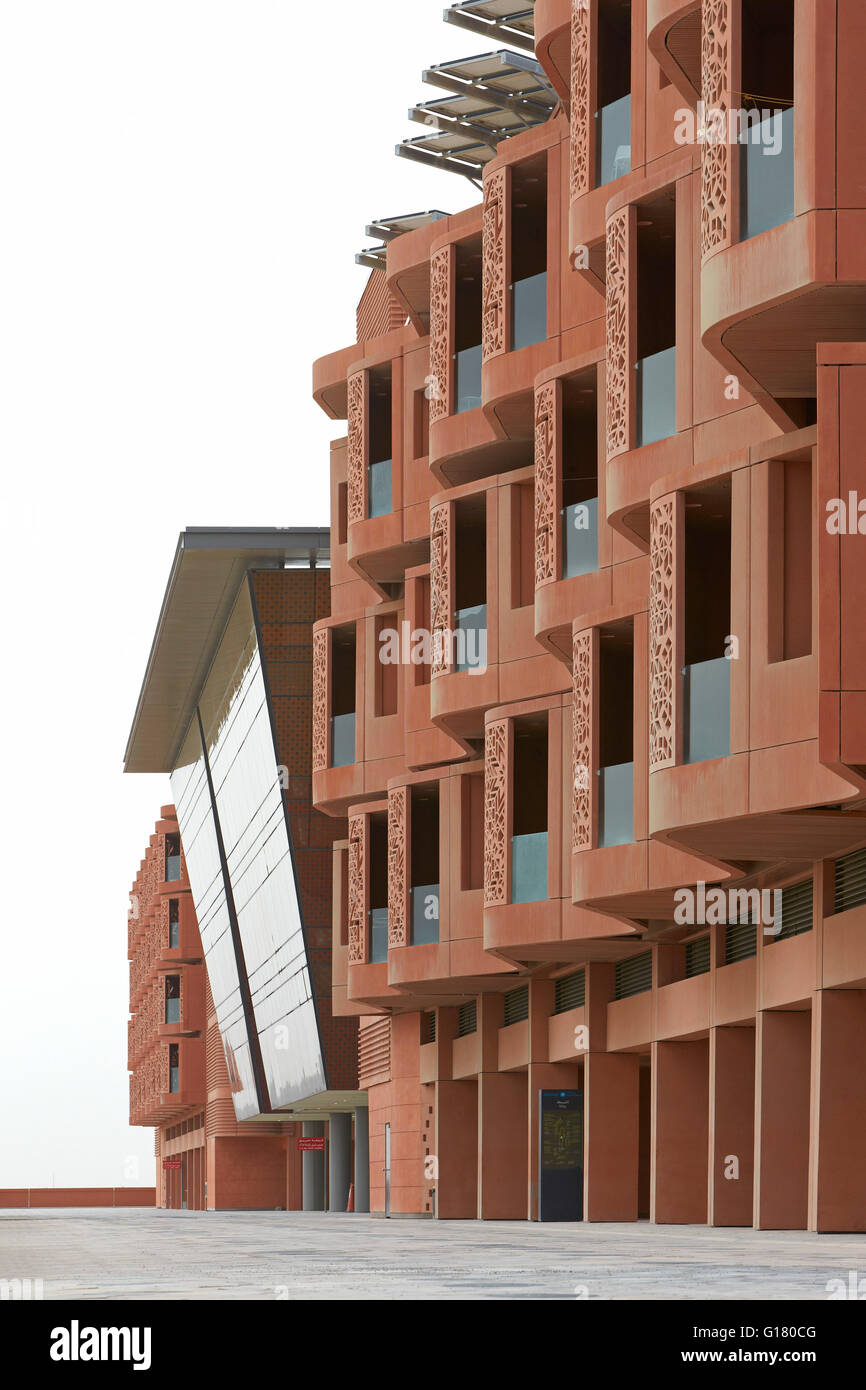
[171,579,327,1119]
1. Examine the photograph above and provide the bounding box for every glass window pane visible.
[411,884,440,945]
[684,658,730,764]
[511,272,547,351]
[741,107,795,241]
[455,345,482,414]
[636,346,676,448]
[454,604,487,672]
[561,497,599,578]
[596,94,631,187]
[368,459,392,518]
[599,761,634,848]
[511,831,548,904]
[330,712,356,767]
[369,907,388,964]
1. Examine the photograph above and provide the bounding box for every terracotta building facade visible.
[311,0,866,1229]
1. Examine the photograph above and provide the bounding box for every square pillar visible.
[709,1026,755,1227]
[435,1079,478,1219]
[584,1051,640,1221]
[651,1039,709,1224]
[478,1071,527,1220]
[754,1010,810,1230]
[809,989,866,1232]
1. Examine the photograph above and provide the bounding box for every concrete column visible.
[353,1108,370,1214]
[584,1051,640,1221]
[709,1026,755,1227]
[435,1079,477,1219]
[755,1010,810,1230]
[477,1072,527,1220]
[809,989,866,1232]
[651,1039,709,1224]
[302,1121,325,1212]
[328,1113,352,1212]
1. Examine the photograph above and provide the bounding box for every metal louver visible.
[503,984,529,1025]
[615,952,652,999]
[685,935,711,977]
[771,878,813,943]
[554,969,586,1014]
[725,915,756,964]
[457,999,477,1036]
[834,847,866,914]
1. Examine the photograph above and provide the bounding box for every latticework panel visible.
[701,0,733,262]
[429,245,453,422]
[484,719,510,907]
[347,814,367,965]
[312,627,329,772]
[534,381,560,587]
[347,370,369,523]
[572,627,595,850]
[569,0,593,202]
[387,785,408,947]
[430,502,451,677]
[605,205,632,460]
[650,497,678,769]
[482,168,508,361]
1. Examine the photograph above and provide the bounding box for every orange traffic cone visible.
[347,1183,355,1212]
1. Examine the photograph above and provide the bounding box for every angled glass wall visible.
[171,579,328,1118]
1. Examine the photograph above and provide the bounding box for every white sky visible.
[0,1,482,1187]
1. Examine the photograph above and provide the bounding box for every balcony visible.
[598,761,634,848]
[455,344,482,414]
[683,658,730,765]
[410,883,440,946]
[367,458,392,518]
[740,107,795,242]
[510,272,547,351]
[454,603,488,673]
[369,907,388,964]
[511,831,548,904]
[636,346,676,448]
[330,712,356,768]
[595,94,631,188]
[561,498,599,578]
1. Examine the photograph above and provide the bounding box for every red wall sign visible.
[297,1137,326,1152]
[162,1158,182,1170]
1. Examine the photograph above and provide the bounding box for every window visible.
[595,0,632,188]
[510,158,547,350]
[768,458,812,662]
[683,483,732,764]
[410,786,440,946]
[168,900,179,950]
[165,975,181,1025]
[165,833,181,882]
[512,716,548,903]
[374,615,399,717]
[368,366,393,518]
[598,623,634,847]
[169,1043,179,1094]
[369,815,388,964]
[330,626,356,767]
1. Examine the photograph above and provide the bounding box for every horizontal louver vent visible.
[725,917,756,964]
[685,935,710,977]
[457,1000,477,1037]
[503,985,529,1026]
[615,953,652,999]
[420,1011,436,1044]
[834,847,866,914]
[554,969,586,1014]
[772,878,813,942]
[358,1016,391,1086]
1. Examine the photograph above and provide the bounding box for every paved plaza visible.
[2,1208,865,1300]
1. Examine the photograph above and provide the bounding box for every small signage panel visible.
[297,1137,326,1152]
[162,1158,182,1170]
[538,1089,583,1221]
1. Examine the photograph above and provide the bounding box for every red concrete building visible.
[311,0,866,1229]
